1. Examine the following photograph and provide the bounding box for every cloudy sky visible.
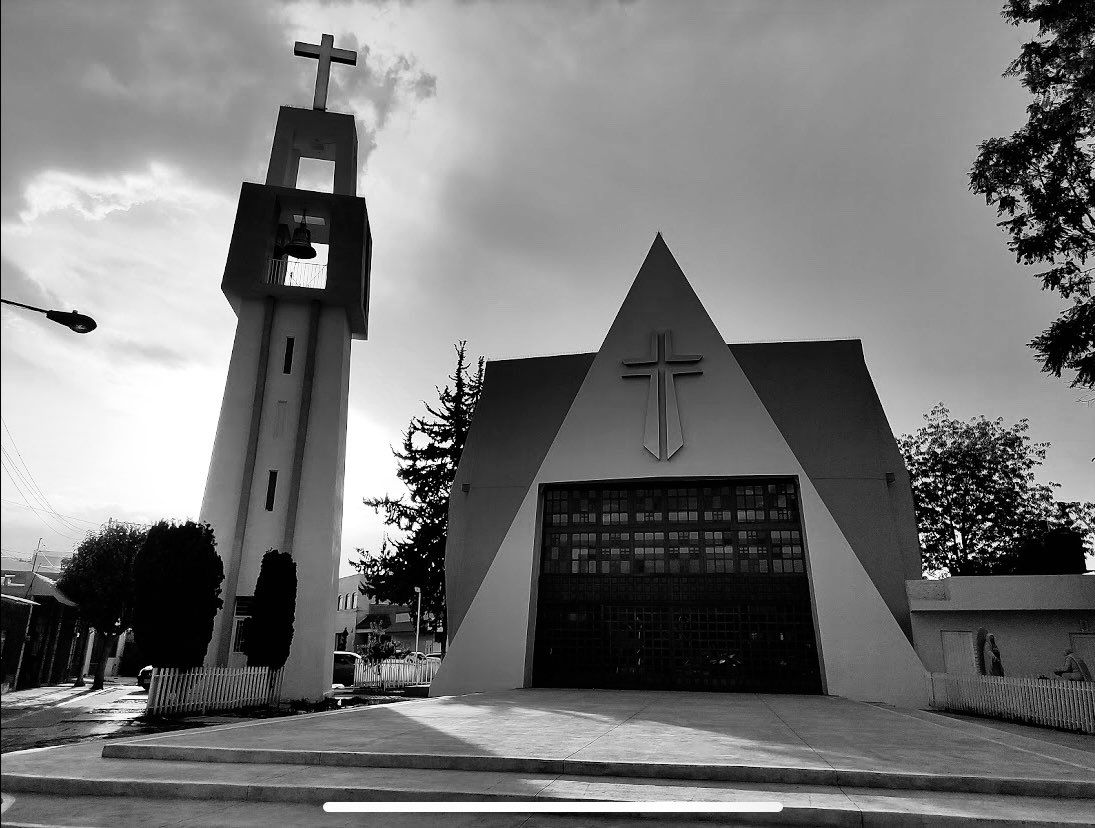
[1,1,1091,573]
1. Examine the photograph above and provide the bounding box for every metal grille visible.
[532,479,822,694]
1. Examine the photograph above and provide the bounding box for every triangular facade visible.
[434,236,926,706]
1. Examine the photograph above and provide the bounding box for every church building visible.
[432,236,929,707]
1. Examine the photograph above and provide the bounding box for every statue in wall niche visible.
[986,634,1004,677]
[975,628,989,674]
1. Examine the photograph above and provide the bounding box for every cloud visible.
[17,163,220,224]
[1,257,61,312]
[1,0,436,221]
[105,337,190,369]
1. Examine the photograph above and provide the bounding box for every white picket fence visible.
[928,672,1095,734]
[146,666,283,717]
[353,658,441,690]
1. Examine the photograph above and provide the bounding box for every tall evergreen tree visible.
[355,342,483,651]
[242,549,297,670]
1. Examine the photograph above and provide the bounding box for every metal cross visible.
[294,34,357,111]
[622,330,703,461]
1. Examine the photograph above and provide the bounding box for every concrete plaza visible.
[2,689,1094,825]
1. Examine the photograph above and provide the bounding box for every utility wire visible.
[1,418,58,508]
[0,497,101,526]
[1,416,87,534]
[1,443,86,535]
[1,464,81,540]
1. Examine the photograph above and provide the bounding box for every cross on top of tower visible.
[294,34,357,112]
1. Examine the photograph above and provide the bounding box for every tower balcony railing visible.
[265,257,327,290]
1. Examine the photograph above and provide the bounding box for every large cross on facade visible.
[622,330,703,461]
[294,34,357,111]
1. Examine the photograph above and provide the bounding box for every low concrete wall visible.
[907,576,1095,678]
[908,575,1095,612]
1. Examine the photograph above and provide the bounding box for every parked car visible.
[332,651,362,687]
[403,651,427,662]
[137,665,153,691]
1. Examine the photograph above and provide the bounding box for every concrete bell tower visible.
[201,35,370,700]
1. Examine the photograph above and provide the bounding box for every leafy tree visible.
[363,623,397,663]
[242,549,297,670]
[968,0,1094,387]
[898,404,1066,576]
[57,521,146,690]
[132,520,224,669]
[1012,500,1095,573]
[355,342,484,652]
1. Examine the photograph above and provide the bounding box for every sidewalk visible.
[2,676,131,711]
[1,677,149,753]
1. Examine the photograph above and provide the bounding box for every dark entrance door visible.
[532,480,822,694]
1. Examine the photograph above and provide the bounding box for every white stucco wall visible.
[908,575,1095,678]
[433,239,927,707]
[202,298,353,700]
[279,305,350,699]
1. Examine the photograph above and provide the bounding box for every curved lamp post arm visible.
[1,298,97,333]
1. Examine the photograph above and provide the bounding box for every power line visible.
[1,416,87,534]
[1,418,57,508]
[0,497,100,527]
[0,468,82,540]
[1,443,86,535]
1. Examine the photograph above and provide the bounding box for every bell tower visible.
[200,35,370,700]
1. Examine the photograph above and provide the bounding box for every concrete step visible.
[5,793,1089,828]
[99,741,1095,799]
[3,758,1095,827]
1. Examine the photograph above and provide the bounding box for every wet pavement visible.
[2,678,202,753]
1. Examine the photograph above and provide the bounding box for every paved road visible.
[1,678,150,753]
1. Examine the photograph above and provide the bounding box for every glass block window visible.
[667,488,699,522]
[633,530,666,573]
[667,530,701,573]
[736,485,765,522]
[702,486,733,522]
[545,489,568,526]
[570,490,598,525]
[767,482,799,522]
[601,490,628,525]
[600,532,631,574]
[539,479,804,578]
[633,489,663,523]
[736,529,769,573]
[570,532,597,574]
[704,529,733,573]
[771,529,805,573]
[544,532,567,573]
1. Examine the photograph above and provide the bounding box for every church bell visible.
[284,212,317,259]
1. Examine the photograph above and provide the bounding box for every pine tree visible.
[355,342,483,652]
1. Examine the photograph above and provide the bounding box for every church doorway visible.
[531,480,822,694]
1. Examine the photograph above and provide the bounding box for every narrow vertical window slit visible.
[265,470,278,511]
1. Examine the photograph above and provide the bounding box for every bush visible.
[132,521,223,668]
[243,549,297,669]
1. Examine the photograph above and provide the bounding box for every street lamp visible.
[413,586,422,658]
[1,299,97,334]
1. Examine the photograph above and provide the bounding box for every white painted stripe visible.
[324,801,784,813]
